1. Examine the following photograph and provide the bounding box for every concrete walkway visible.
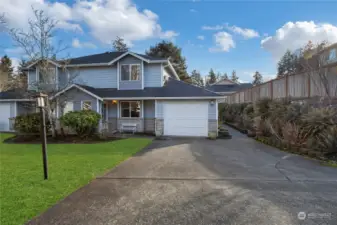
[27,126,337,225]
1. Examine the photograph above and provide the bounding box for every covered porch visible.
[102,99,156,134]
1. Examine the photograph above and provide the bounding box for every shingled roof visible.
[206,83,253,93]
[53,78,223,99]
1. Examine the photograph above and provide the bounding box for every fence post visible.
[307,74,311,98]
[270,80,273,99]
[285,75,289,98]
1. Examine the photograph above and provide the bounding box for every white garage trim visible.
[0,103,12,132]
[163,101,208,137]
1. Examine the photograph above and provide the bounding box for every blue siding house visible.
[0,51,223,136]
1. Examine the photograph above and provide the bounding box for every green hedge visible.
[14,112,51,134]
[60,110,101,137]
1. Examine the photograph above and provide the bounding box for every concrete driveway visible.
[28,126,337,225]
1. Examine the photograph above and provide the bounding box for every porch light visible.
[112,100,118,104]
[210,100,215,105]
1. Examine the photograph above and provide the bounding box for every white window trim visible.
[119,101,141,118]
[141,61,144,89]
[81,100,92,111]
[120,64,141,81]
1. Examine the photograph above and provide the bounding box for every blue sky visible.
[1,0,337,82]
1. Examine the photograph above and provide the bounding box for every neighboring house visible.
[0,51,223,137]
[205,79,253,102]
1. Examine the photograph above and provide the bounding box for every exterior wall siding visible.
[119,55,143,90]
[58,87,99,115]
[144,100,155,118]
[208,120,218,133]
[58,68,68,89]
[208,100,217,120]
[156,100,164,119]
[73,66,117,88]
[144,64,162,87]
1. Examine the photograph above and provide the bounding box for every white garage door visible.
[163,101,208,137]
[0,103,11,131]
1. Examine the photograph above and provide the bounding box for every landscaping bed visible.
[220,99,337,162]
[0,133,152,225]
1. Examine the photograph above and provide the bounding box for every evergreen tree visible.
[208,68,217,85]
[252,71,263,86]
[230,70,239,83]
[190,70,204,87]
[277,50,297,77]
[146,41,190,82]
[112,36,129,52]
[0,55,13,75]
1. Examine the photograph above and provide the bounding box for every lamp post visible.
[36,93,48,180]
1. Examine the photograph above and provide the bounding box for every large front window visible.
[120,101,140,118]
[121,65,140,81]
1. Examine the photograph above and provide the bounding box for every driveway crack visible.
[275,155,292,182]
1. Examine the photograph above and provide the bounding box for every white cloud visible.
[209,32,235,52]
[261,21,337,60]
[0,0,81,32]
[201,25,223,31]
[226,24,259,39]
[197,35,205,40]
[10,57,20,72]
[1,0,178,45]
[72,38,96,49]
[159,30,179,40]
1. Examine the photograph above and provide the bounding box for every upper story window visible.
[328,48,336,61]
[39,67,56,84]
[121,64,140,81]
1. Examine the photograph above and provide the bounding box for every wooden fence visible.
[227,67,337,104]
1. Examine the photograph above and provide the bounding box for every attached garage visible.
[163,101,209,137]
[0,102,12,131]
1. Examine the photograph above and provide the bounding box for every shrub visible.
[243,103,254,130]
[301,107,337,137]
[280,122,309,149]
[309,125,337,156]
[14,112,51,134]
[60,110,101,137]
[254,98,273,119]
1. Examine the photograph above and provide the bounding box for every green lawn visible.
[0,133,152,225]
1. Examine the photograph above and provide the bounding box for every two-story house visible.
[0,51,223,136]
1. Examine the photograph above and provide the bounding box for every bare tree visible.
[7,8,78,137]
[300,41,337,106]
